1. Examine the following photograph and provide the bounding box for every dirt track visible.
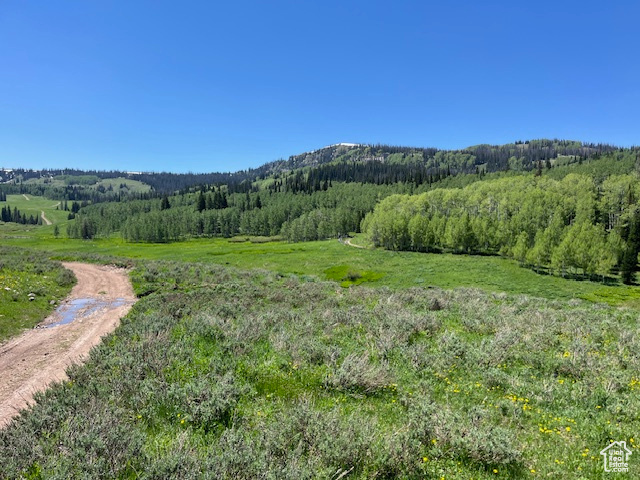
[40,211,52,225]
[0,263,136,427]
[339,237,367,249]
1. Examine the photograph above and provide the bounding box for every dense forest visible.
[2,139,621,198]
[362,167,640,282]
[64,146,637,245]
[66,183,410,242]
[270,139,618,175]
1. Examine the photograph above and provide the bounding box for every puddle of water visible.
[45,297,129,328]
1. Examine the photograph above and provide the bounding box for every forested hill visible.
[126,139,625,191]
[264,139,619,175]
[2,139,623,197]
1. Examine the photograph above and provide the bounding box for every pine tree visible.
[196,192,206,212]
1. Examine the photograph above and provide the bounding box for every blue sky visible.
[1,1,639,173]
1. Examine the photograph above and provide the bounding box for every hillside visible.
[2,139,626,196]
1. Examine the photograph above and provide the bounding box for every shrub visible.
[325,353,392,394]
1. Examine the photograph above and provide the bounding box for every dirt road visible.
[0,263,136,427]
[40,211,52,225]
[339,236,367,249]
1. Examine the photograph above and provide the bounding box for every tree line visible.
[362,173,640,282]
[66,183,414,242]
[0,205,42,225]
[63,148,639,255]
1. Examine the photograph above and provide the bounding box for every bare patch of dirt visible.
[0,263,137,427]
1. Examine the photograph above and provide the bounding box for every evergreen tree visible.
[196,192,206,212]
[160,195,171,210]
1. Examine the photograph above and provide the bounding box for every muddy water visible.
[46,297,129,328]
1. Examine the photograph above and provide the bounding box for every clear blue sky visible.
[1,1,639,173]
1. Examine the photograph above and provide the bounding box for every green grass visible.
[3,194,70,225]
[0,247,76,342]
[2,225,640,307]
[23,175,151,193]
[1,260,638,478]
[95,177,151,193]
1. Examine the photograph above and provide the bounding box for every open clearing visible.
[3,229,640,306]
[0,262,136,427]
[3,194,69,225]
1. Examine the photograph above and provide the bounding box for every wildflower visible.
[493,468,498,473]
[565,427,571,432]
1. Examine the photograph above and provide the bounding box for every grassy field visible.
[1,260,638,478]
[0,247,76,342]
[95,177,151,193]
[2,194,70,225]
[2,221,640,307]
[23,175,151,193]
[2,196,640,478]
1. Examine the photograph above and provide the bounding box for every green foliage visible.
[3,230,640,306]
[2,261,640,477]
[65,182,413,242]
[364,173,639,281]
[0,247,76,342]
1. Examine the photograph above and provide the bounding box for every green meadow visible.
[23,175,151,194]
[2,215,640,307]
[2,258,639,478]
[2,192,640,478]
[3,194,70,224]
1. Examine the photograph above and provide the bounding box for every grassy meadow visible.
[23,175,151,194]
[2,194,70,225]
[1,259,638,478]
[2,222,640,307]
[2,194,640,478]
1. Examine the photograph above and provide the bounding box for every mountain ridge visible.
[0,139,628,194]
